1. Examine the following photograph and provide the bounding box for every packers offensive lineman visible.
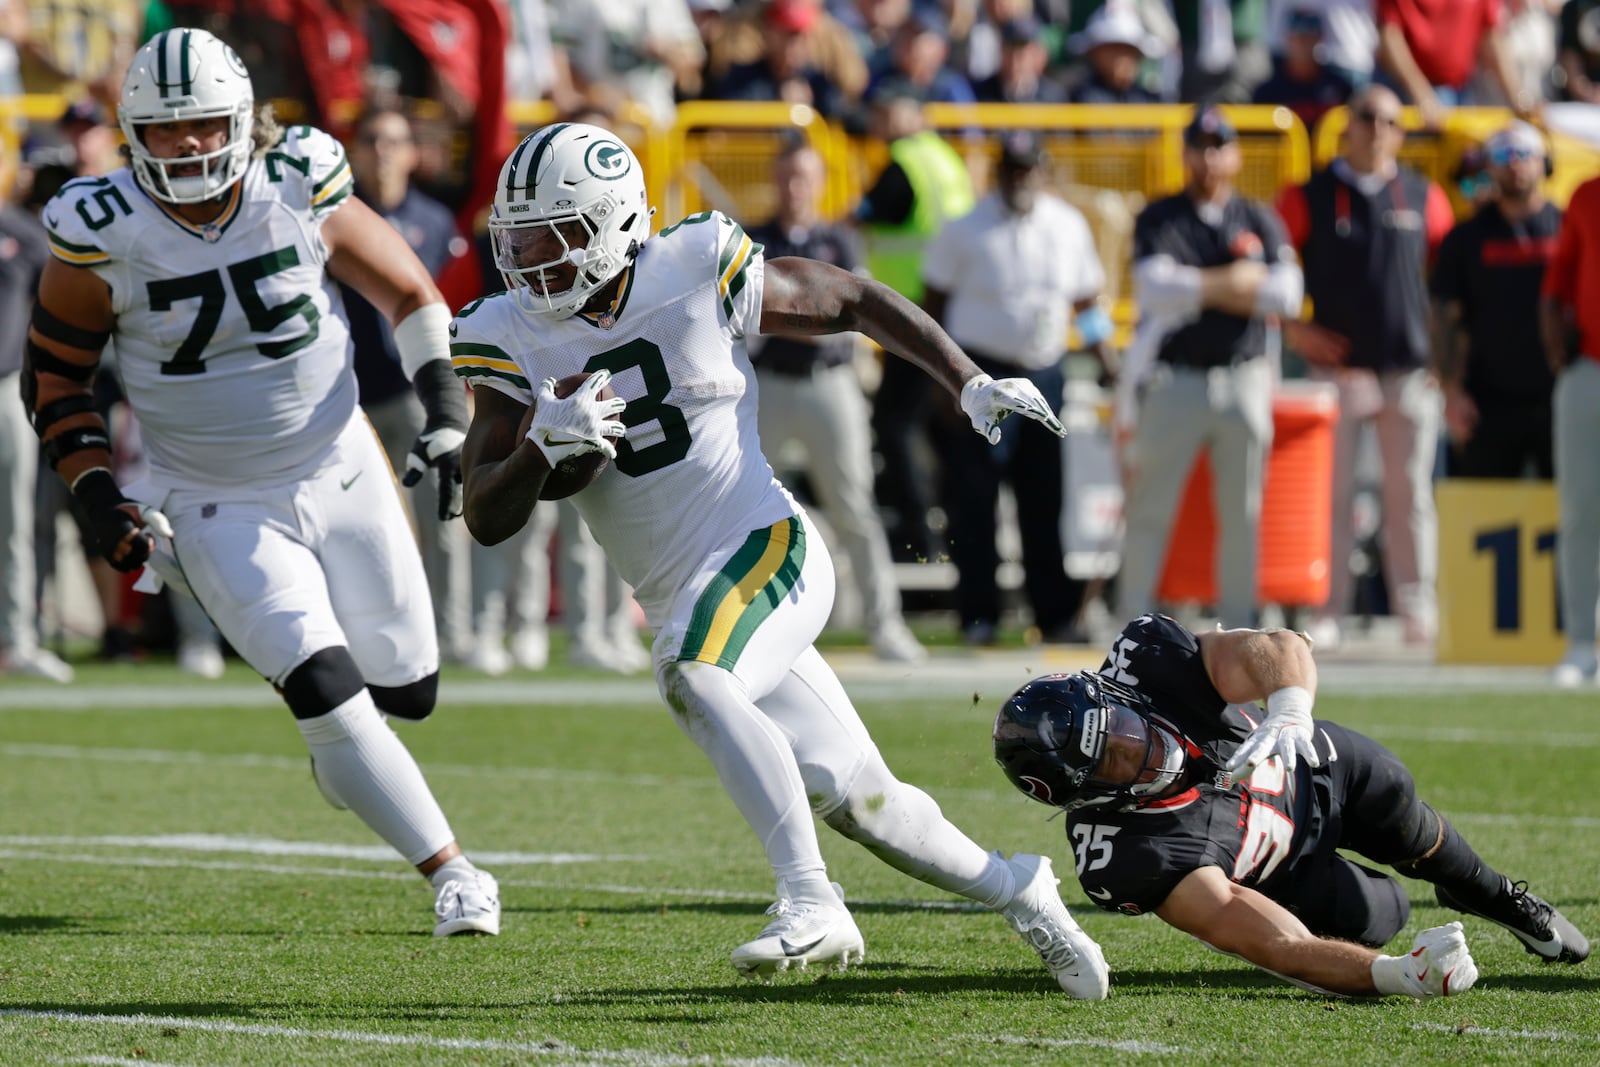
[453,122,1110,997]
[993,613,1589,998]
[24,29,499,937]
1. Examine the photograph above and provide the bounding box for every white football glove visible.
[1370,922,1479,999]
[959,373,1066,444]
[137,505,174,539]
[402,426,467,520]
[527,369,628,468]
[1223,687,1320,781]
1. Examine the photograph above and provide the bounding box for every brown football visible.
[518,372,619,500]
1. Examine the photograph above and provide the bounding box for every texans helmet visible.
[993,672,1190,812]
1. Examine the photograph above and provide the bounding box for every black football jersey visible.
[1069,615,1325,916]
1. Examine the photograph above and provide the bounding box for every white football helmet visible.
[119,28,255,204]
[489,123,652,318]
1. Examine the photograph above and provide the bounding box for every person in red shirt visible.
[1539,174,1600,686]
[1275,86,1456,650]
[1374,0,1535,127]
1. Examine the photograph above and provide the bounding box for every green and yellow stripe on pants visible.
[678,516,806,670]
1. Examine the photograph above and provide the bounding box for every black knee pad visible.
[369,671,439,722]
[280,647,367,720]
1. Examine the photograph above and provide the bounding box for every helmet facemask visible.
[490,199,632,319]
[994,673,1190,813]
[126,107,253,204]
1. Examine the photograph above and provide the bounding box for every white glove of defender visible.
[959,373,1066,444]
[1223,687,1320,781]
[527,370,628,468]
[1371,922,1479,999]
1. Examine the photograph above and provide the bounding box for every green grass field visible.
[2,658,1596,1066]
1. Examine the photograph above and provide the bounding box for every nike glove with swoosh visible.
[1371,922,1479,998]
[527,369,628,468]
[959,373,1066,444]
[1223,686,1320,781]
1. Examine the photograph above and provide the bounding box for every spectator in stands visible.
[1375,0,1535,127]
[973,16,1069,102]
[56,98,121,177]
[1116,107,1302,631]
[1558,0,1600,102]
[708,0,861,119]
[865,7,977,104]
[835,0,915,80]
[343,106,473,664]
[548,0,703,127]
[1067,2,1167,104]
[1275,85,1455,649]
[957,0,1044,88]
[1251,8,1353,126]
[1539,162,1600,687]
[924,131,1113,646]
[1430,122,1559,480]
[1173,0,1273,103]
[853,88,974,563]
[1266,0,1379,90]
[0,136,73,683]
[746,140,926,662]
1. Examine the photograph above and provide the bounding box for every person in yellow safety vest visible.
[854,87,975,300]
[851,84,975,567]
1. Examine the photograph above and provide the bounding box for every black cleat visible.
[1437,878,1590,964]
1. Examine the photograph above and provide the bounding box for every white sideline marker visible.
[982,1034,1195,1055]
[1412,1022,1600,1045]
[4,1010,813,1067]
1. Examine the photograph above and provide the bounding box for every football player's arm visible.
[324,197,469,519]
[1200,628,1320,779]
[459,385,550,546]
[760,256,1064,440]
[1158,867,1477,998]
[27,258,156,572]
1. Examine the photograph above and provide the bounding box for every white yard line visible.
[59,1058,208,1067]
[979,1033,1195,1055]
[2,1010,813,1067]
[0,832,644,865]
[1412,1022,1600,1044]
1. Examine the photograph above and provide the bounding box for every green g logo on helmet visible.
[585,140,631,181]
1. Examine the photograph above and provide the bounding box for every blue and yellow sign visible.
[1437,480,1563,665]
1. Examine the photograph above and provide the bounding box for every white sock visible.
[826,766,1017,909]
[428,855,478,892]
[296,691,455,867]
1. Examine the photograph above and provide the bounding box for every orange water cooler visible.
[1156,381,1338,609]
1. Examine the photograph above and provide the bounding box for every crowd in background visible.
[0,0,1590,684]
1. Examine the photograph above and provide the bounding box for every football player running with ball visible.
[25,29,499,937]
[994,613,1590,998]
[455,123,1109,997]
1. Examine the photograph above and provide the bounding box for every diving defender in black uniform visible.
[993,613,1589,998]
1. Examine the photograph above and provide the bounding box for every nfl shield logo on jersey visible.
[596,312,616,329]
[201,503,217,518]
[202,223,222,243]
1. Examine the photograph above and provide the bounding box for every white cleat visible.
[434,868,501,937]
[731,882,865,979]
[1002,853,1110,1000]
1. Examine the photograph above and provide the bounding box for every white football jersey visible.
[450,211,796,622]
[43,125,358,487]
